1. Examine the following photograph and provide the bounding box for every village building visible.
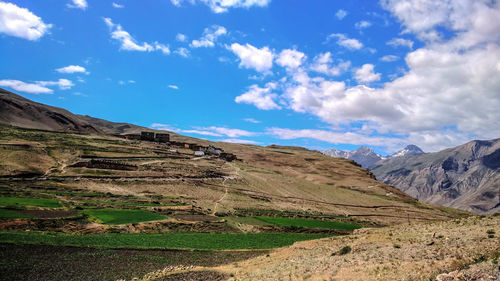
[194,151,205,156]
[155,133,170,143]
[141,131,155,141]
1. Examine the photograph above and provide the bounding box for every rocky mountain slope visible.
[323,145,424,168]
[371,139,500,214]
[0,88,158,136]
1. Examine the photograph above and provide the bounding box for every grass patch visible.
[78,200,178,207]
[0,197,62,208]
[0,209,32,219]
[41,191,105,197]
[0,231,329,250]
[254,216,362,231]
[83,209,167,224]
[225,216,273,226]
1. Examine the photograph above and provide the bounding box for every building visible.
[141,131,155,141]
[194,151,205,156]
[123,134,141,140]
[155,133,170,143]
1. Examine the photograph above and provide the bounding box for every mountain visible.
[391,144,424,158]
[323,145,425,168]
[371,139,500,214]
[0,87,166,136]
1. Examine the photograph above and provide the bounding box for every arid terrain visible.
[0,89,498,281]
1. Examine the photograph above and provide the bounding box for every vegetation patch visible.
[254,216,362,231]
[0,231,330,250]
[0,197,62,208]
[78,200,178,207]
[83,209,167,224]
[0,209,33,219]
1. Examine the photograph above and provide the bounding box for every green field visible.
[83,209,167,224]
[0,231,330,250]
[255,216,362,231]
[0,197,62,208]
[79,200,178,207]
[0,209,32,219]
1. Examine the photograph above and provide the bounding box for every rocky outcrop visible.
[371,139,500,214]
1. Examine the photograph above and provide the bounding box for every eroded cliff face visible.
[371,139,500,214]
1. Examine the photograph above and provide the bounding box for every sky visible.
[1,0,499,155]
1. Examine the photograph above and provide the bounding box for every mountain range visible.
[371,139,500,214]
[322,144,424,168]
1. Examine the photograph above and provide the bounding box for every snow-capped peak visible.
[391,145,424,158]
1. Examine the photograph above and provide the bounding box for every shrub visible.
[338,246,351,255]
[393,244,401,249]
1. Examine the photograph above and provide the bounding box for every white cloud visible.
[112,2,124,8]
[335,9,347,20]
[104,18,170,54]
[354,64,381,84]
[219,138,259,144]
[235,83,281,110]
[37,79,74,90]
[56,65,88,74]
[171,0,271,13]
[310,52,350,76]
[276,49,306,69]
[380,55,399,62]
[175,47,190,57]
[154,42,171,54]
[168,85,179,90]
[0,79,53,94]
[229,43,274,72]
[151,123,257,138]
[355,20,372,29]
[67,0,87,10]
[176,33,187,42]
[244,118,261,123]
[386,37,414,49]
[0,1,52,41]
[327,33,363,50]
[191,25,226,48]
[267,127,403,151]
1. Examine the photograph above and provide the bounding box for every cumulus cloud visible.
[0,79,52,94]
[176,33,187,42]
[230,0,500,152]
[0,1,52,41]
[67,0,87,10]
[355,20,372,29]
[168,85,179,90]
[103,18,170,54]
[171,0,271,13]
[56,65,88,74]
[354,64,381,84]
[191,25,226,48]
[380,55,399,62]
[0,78,74,94]
[310,52,350,76]
[327,33,363,50]
[175,47,190,57]
[386,37,414,49]
[276,49,306,69]
[229,43,274,72]
[235,83,281,110]
[335,9,347,20]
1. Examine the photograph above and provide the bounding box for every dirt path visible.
[212,178,229,215]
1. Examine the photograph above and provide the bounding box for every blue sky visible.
[1,0,499,155]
